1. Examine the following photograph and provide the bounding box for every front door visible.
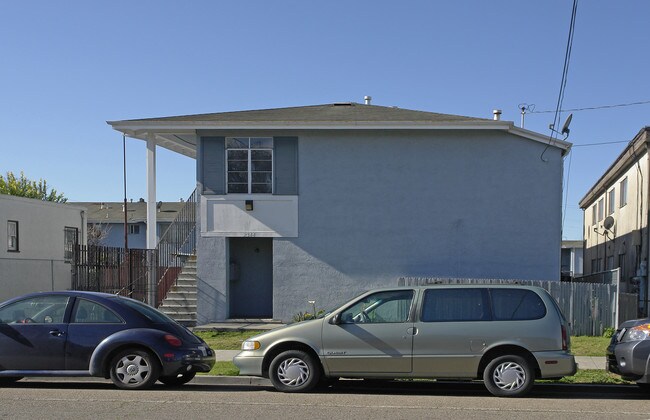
[0,295,70,370]
[322,289,415,375]
[229,237,273,318]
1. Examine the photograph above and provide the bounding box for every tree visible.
[0,171,67,203]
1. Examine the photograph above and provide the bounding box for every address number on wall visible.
[243,233,256,237]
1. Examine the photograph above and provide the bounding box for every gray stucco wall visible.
[0,195,87,302]
[197,129,564,322]
[196,220,230,324]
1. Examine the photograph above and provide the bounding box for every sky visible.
[1,1,649,240]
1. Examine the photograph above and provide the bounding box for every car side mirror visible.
[329,313,341,325]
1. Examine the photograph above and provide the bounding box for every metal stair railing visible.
[155,189,197,307]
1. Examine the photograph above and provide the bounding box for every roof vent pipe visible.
[364,96,372,105]
[493,109,502,121]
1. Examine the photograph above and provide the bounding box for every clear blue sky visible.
[1,1,649,240]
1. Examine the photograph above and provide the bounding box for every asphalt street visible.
[1,378,650,420]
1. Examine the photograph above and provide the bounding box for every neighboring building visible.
[109,102,571,323]
[579,127,650,315]
[70,200,186,248]
[0,194,87,301]
[561,240,584,281]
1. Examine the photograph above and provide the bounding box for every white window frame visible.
[620,177,628,208]
[607,188,616,215]
[226,137,274,194]
[7,220,18,252]
[591,205,597,226]
[597,198,604,222]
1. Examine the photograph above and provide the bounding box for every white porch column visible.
[146,133,157,306]
[146,133,157,248]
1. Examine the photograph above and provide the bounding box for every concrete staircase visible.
[159,256,197,326]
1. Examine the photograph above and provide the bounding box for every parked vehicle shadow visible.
[311,379,650,400]
[7,378,649,400]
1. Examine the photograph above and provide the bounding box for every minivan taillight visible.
[561,325,568,351]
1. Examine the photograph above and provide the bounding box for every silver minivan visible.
[234,285,576,397]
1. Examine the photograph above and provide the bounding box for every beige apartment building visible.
[580,127,650,316]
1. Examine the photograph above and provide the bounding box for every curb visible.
[192,375,272,386]
[19,375,272,387]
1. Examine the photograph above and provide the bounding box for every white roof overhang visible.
[107,120,572,159]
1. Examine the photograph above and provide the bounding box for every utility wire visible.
[572,139,629,147]
[541,0,578,163]
[531,99,650,114]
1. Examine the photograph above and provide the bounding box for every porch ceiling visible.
[111,129,197,158]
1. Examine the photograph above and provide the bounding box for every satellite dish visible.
[561,113,573,136]
[603,215,615,230]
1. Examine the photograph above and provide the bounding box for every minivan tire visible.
[483,355,534,397]
[269,350,320,393]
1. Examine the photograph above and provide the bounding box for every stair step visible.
[162,310,197,317]
[167,292,196,298]
[175,278,197,285]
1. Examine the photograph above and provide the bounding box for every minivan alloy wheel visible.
[277,357,309,386]
[492,361,526,390]
[269,350,321,393]
[483,355,534,397]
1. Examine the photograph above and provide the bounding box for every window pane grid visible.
[226,138,273,194]
[7,221,18,251]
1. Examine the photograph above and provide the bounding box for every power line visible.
[530,99,650,114]
[541,0,578,163]
[572,139,630,147]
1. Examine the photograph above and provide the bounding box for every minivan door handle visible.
[406,327,418,336]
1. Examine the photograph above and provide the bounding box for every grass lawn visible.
[196,331,622,382]
[194,330,265,350]
[570,335,611,356]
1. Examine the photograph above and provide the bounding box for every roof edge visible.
[578,127,650,208]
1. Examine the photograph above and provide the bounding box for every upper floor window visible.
[64,227,78,263]
[226,137,273,194]
[128,224,140,235]
[620,177,628,208]
[591,205,597,226]
[7,220,19,252]
[597,198,604,222]
[607,188,616,215]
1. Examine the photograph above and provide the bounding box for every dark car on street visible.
[0,291,215,389]
[607,318,650,387]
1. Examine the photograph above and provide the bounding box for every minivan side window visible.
[340,290,414,324]
[490,289,546,320]
[421,288,489,322]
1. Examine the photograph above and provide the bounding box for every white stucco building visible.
[0,194,87,301]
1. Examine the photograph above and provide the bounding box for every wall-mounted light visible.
[245,200,254,211]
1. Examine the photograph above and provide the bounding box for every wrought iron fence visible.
[72,245,155,303]
[155,189,197,306]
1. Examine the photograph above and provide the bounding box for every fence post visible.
[147,250,157,307]
[614,268,620,330]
